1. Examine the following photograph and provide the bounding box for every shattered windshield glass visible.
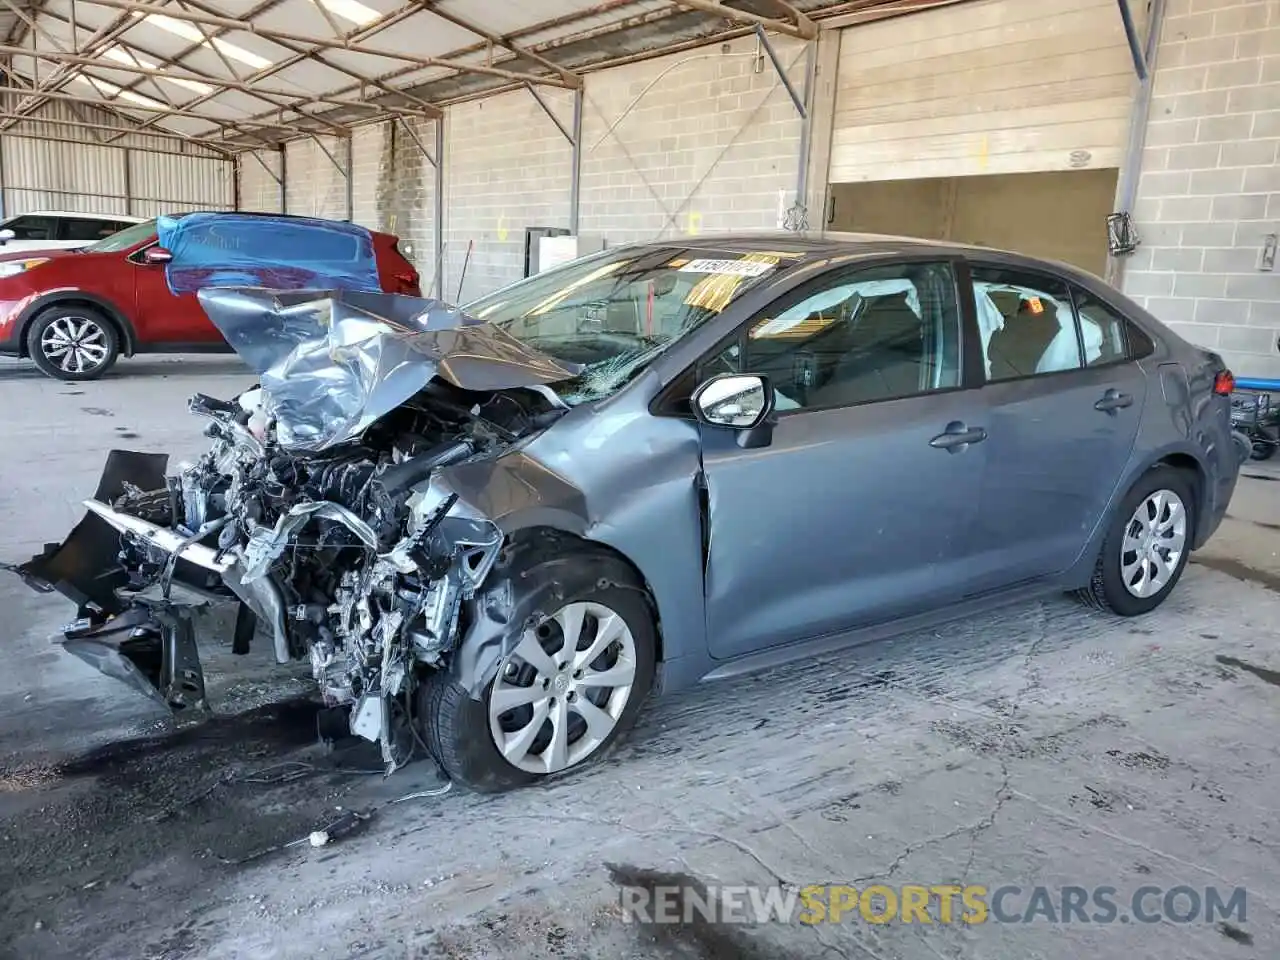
[462,246,788,404]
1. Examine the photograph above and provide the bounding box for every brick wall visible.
[443,90,575,305]
[578,34,806,243]
[1123,0,1280,377]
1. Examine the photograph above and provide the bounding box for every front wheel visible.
[420,544,657,792]
[27,307,120,381]
[1075,466,1196,616]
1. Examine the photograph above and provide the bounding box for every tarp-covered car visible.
[9,235,1249,792]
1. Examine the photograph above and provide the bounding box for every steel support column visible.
[570,86,583,235]
[123,146,133,215]
[434,118,444,300]
[279,145,287,213]
[1109,0,1167,286]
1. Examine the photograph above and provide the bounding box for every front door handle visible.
[930,421,987,453]
[1095,389,1134,413]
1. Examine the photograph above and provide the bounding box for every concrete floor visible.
[0,355,1277,960]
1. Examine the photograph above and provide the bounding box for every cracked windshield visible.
[464,246,786,403]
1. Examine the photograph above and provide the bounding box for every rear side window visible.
[971,266,1081,381]
[62,218,126,242]
[1072,286,1153,364]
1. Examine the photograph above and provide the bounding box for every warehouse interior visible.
[1,0,1279,957]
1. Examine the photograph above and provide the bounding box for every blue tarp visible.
[157,212,381,296]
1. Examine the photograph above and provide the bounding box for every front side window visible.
[710,261,962,411]
[972,266,1080,381]
[464,246,795,404]
[84,218,159,253]
[2,215,56,240]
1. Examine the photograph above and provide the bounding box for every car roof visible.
[13,211,146,222]
[156,210,399,241]
[607,231,1105,286]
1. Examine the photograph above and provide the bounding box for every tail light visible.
[1214,369,1235,396]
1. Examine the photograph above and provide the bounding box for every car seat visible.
[806,291,925,406]
[986,296,1062,379]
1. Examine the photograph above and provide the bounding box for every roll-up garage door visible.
[827,0,1144,273]
[830,0,1142,183]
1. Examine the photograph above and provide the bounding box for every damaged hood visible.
[198,287,583,452]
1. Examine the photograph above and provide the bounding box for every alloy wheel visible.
[40,316,110,375]
[1120,488,1188,599]
[487,601,638,774]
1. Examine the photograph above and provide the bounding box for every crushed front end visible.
[8,287,579,773]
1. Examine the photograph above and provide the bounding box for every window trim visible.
[967,261,1089,386]
[651,254,972,419]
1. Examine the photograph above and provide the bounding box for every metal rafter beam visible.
[0,41,419,120]
[210,0,648,136]
[0,0,142,128]
[103,0,278,105]
[419,3,581,88]
[0,82,338,136]
[77,0,578,87]
[0,107,249,150]
[115,0,445,135]
[668,0,817,38]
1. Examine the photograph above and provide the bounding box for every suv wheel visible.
[27,307,120,381]
[420,543,657,793]
[1076,466,1196,616]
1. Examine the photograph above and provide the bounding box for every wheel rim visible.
[487,600,637,775]
[40,316,108,374]
[1120,488,1188,599]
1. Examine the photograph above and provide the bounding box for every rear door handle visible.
[930,422,987,452]
[1095,390,1134,413]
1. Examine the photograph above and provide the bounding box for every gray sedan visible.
[14,234,1249,792]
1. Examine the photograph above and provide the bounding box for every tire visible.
[1250,440,1276,461]
[27,306,120,381]
[1075,466,1197,616]
[420,539,657,793]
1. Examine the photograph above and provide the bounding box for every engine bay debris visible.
[9,287,582,775]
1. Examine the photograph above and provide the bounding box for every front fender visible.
[437,433,708,699]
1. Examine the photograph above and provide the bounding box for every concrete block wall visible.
[238,149,283,213]
[284,136,348,221]
[237,33,809,304]
[578,34,806,243]
[1123,0,1280,377]
[443,90,575,305]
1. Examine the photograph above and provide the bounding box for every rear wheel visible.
[1075,466,1196,616]
[420,543,657,793]
[27,306,120,381]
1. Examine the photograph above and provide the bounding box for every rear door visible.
[695,258,991,660]
[962,262,1148,590]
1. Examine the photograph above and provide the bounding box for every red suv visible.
[0,213,421,381]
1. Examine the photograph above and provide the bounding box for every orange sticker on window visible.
[1026,296,1044,314]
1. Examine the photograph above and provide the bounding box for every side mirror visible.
[691,373,777,448]
[142,246,173,265]
[0,229,14,243]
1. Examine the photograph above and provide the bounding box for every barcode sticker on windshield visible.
[678,258,775,278]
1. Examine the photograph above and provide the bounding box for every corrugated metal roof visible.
[0,0,912,155]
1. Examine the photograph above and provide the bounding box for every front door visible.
[130,246,219,344]
[962,265,1148,590]
[696,259,989,661]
